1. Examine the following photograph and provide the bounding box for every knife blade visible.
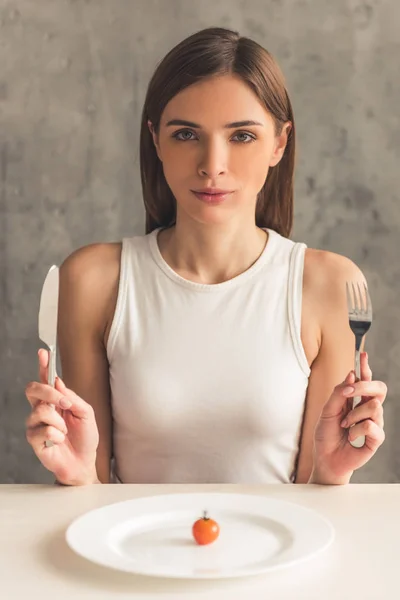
[38,265,59,448]
[38,265,59,387]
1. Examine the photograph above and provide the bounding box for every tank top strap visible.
[106,236,138,362]
[287,241,311,377]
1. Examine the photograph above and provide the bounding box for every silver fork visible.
[346,281,373,448]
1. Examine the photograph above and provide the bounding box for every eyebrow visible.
[165,119,264,129]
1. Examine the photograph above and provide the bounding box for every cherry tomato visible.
[192,510,220,545]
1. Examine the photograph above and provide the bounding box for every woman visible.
[25,27,386,486]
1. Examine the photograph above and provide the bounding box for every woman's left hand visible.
[312,352,387,484]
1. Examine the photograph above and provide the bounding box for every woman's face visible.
[150,74,290,227]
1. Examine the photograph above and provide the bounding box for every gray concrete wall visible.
[1,0,399,483]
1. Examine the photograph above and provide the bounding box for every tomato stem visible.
[203,510,209,520]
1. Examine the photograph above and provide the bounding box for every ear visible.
[148,120,162,162]
[269,122,292,167]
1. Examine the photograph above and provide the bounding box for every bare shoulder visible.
[59,242,122,342]
[60,242,122,286]
[303,248,366,347]
[301,248,367,363]
[304,247,366,299]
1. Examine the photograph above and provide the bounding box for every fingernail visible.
[342,386,355,395]
[60,397,72,409]
[341,418,348,427]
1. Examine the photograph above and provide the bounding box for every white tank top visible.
[107,227,311,484]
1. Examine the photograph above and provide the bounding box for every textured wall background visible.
[1,0,399,483]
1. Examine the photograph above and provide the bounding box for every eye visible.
[172,129,197,141]
[232,131,256,144]
[171,129,256,143]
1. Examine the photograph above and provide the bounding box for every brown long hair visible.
[140,27,295,237]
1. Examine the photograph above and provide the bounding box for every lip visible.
[192,188,234,195]
[192,191,233,205]
[191,188,234,205]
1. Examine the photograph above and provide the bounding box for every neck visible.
[157,217,268,285]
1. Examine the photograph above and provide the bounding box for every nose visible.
[197,138,227,179]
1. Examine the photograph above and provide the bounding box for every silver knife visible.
[38,265,59,447]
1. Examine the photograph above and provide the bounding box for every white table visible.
[0,483,397,599]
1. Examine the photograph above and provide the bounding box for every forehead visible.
[161,74,271,126]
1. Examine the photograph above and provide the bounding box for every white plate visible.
[66,492,334,580]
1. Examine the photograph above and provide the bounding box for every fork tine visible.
[364,282,372,317]
[346,281,353,312]
[351,282,359,313]
[357,283,365,314]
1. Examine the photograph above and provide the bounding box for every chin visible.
[185,206,234,227]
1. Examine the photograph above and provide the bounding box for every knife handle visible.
[48,346,57,388]
[45,346,57,448]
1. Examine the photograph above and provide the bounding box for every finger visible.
[321,370,357,417]
[55,376,67,393]
[342,380,387,403]
[26,424,66,450]
[54,378,94,420]
[347,419,385,453]
[25,382,71,409]
[341,398,384,429]
[344,370,356,386]
[25,381,92,420]
[360,352,372,382]
[38,349,49,385]
[26,405,68,434]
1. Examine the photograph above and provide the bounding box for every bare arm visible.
[295,250,367,484]
[57,243,121,483]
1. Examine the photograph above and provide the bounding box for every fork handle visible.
[350,349,366,448]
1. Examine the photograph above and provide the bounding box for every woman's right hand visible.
[25,349,100,485]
